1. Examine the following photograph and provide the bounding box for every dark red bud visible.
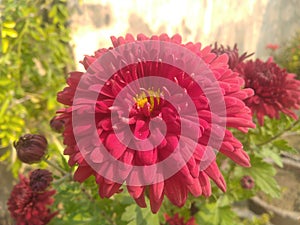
[30,169,53,192]
[241,175,255,189]
[50,116,65,133]
[14,134,47,164]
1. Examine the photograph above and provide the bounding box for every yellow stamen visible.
[134,88,161,111]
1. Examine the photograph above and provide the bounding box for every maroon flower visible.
[14,134,48,164]
[50,116,65,133]
[240,175,255,189]
[211,43,254,70]
[7,174,57,225]
[237,57,300,125]
[30,169,53,192]
[165,213,197,225]
[57,33,255,213]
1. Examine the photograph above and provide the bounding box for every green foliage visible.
[121,199,160,225]
[235,155,281,198]
[195,203,239,225]
[50,177,127,225]
[273,30,300,78]
[0,0,74,167]
[242,214,271,225]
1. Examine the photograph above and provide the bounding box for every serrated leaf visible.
[272,139,297,153]
[245,156,281,198]
[256,148,283,167]
[121,204,136,223]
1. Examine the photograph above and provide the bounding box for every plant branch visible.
[256,120,299,147]
[44,158,66,175]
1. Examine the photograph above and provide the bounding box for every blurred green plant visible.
[0,0,74,174]
[272,31,300,78]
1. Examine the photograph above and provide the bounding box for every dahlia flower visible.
[211,43,253,70]
[14,134,47,164]
[165,213,197,225]
[57,33,255,213]
[237,57,300,125]
[7,173,56,225]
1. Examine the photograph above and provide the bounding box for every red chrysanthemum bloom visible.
[165,213,197,225]
[211,43,253,70]
[7,174,57,225]
[237,57,300,125]
[57,33,255,213]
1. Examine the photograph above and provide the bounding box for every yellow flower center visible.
[134,89,162,112]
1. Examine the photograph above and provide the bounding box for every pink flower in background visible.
[237,57,300,125]
[266,43,279,50]
[7,173,57,225]
[57,33,255,213]
[165,213,197,225]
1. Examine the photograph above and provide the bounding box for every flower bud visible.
[50,116,65,133]
[240,175,255,189]
[30,169,53,192]
[14,134,47,164]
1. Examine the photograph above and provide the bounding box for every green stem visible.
[44,158,66,175]
[256,119,299,147]
[53,172,72,184]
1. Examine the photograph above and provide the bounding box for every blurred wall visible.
[69,0,300,69]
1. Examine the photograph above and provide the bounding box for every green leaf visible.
[3,28,18,38]
[3,21,16,28]
[272,139,297,153]
[121,201,159,225]
[256,148,283,168]
[0,98,10,118]
[243,156,281,198]
[195,203,239,225]
[2,39,9,53]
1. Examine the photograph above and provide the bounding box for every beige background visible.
[69,0,300,69]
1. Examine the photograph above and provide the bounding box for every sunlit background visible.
[69,0,300,69]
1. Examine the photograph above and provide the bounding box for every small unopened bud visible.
[30,169,53,192]
[14,134,47,164]
[50,116,64,133]
[241,175,255,189]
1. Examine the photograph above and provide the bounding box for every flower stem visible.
[44,158,66,175]
[53,173,72,185]
[256,119,299,146]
